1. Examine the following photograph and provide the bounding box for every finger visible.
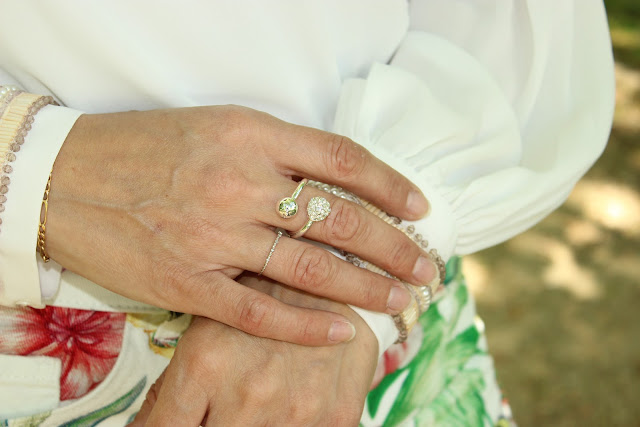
[143,362,208,427]
[178,272,358,345]
[261,179,438,286]
[126,370,167,427]
[269,123,430,220]
[235,226,412,316]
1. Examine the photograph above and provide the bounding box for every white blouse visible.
[0,0,615,353]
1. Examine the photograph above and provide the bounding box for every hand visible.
[128,274,378,427]
[47,105,437,345]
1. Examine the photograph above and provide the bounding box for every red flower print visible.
[0,306,125,400]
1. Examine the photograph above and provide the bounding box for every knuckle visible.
[292,247,334,290]
[323,200,362,243]
[152,262,188,302]
[387,238,416,273]
[245,374,281,405]
[353,270,388,309]
[159,263,184,288]
[304,396,324,418]
[328,134,367,181]
[179,344,214,375]
[168,350,220,400]
[333,404,363,426]
[359,278,384,309]
[297,315,322,344]
[237,294,275,335]
[214,105,255,143]
[289,394,323,424]
[379,174,407,210]
[202,168,249,204]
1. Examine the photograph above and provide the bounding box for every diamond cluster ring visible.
[290,196,331,238]
[277,179,309,219]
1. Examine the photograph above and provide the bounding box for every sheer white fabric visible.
[0,0,614,352]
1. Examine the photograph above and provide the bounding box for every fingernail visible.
[387,284,411,314]
[328,321,356,343]
[413,255,437,285]
[406,189,430,218]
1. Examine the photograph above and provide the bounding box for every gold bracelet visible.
[37,173,52,262]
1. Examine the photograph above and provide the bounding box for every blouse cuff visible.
[349,306,395,358]
[0,354,61,418]
[0,105,83,307]
[344,163,456,357]
[346,200,453,359]
[334,76,458,356]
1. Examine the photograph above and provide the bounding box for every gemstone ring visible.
[277,179,309,219]
[290,196,331,238]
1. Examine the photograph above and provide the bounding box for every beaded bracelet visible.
[0,89,59,242]
[308,180,447,343]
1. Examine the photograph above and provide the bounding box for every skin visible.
[128,274,379,427]
[47,105,437,345]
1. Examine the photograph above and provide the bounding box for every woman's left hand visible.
[128,273,379,427]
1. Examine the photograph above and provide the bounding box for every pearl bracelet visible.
[0,85,22,120]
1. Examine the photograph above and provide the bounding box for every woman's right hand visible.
[47,105,437,345]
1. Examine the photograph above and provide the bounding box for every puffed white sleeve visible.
[0,69,83,307]
[342,0,615,352]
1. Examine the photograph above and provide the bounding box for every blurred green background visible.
[467,1,640,425]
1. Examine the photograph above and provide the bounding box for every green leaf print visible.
[374,271,492,426]
[60,377,146,427]
[417,370,489,427]
[367,366,406,418]
[444,256,462,284]
[442,327,483,380]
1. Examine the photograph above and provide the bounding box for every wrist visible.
[45,113,92,266]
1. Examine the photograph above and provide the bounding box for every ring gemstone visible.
[307,197,331,221]
[278,197,298,218]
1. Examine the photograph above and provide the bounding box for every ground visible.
[466,2,640,425]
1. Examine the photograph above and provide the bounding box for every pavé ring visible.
[277,179,309,219]
[259,229,287,275]
[290,196,331,238]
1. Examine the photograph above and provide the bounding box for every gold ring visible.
[290,197,331,238]
[259,229,287,275]
[277,179,309,219]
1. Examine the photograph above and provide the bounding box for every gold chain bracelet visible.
[37,172,52,262]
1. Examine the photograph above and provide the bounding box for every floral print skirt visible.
[0,258,516,426]
[361,257,516,426]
